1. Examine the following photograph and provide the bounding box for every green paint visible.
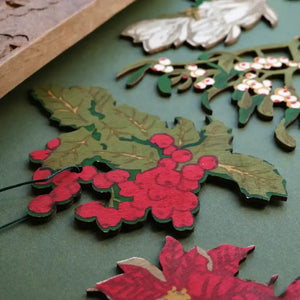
[158,74,172,95]
[31,86,287,202]
[126,64,151,86]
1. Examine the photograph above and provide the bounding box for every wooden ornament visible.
[121,0,278,53]
[118,38,300,151]
[0,0,136,99]
[87,236,300,299]
[28,85,287,233]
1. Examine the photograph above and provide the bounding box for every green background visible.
[0,0,300,299]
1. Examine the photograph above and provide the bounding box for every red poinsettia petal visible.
[281,278,300,299]
[105,169,130,183]
[159,236,185,283]
[51,186,72,202]
[32,168,52,185]
[76,202,121,229]
[46,138,60,150]
[28,194,54,214]
[187,273,275,299]
[79,166,98,182]
[93,173,113,189]
[30,149,51,161]
[91,262,168,300]
[207,244,255,276]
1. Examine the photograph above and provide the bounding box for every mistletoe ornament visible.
[88,236,300,299]
[28,85,287,233]
[118,38,300,151]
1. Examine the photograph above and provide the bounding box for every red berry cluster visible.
[76,134,218,231]
[28,166,97,216]
[30,138,61,162]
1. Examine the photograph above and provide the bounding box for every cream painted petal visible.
[263,4,278,27]
[270,95,284,102]
[224,25,241,45]
[287,102,300,109]
[122,18,190,53]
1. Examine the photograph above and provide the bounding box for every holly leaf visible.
[88,236,300,299]
[188,119,287,201]
[30,85,287,228]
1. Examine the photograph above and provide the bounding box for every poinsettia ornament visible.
[88,236,300,300]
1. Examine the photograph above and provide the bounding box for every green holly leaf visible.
[31,86,287,202]
[187,119,287,201]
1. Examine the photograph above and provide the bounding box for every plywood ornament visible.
[26,85,287,234]
[121,0,278,53]
[118,37,300,151]
[88,236,300,299]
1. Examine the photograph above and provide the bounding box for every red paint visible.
[90,236,300,299]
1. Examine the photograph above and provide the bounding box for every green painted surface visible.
[0,0,300,299]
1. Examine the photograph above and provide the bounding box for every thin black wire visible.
[0,165,81,193]
[0,165,81,231]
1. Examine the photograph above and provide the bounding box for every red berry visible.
[177,178,199,192]
[158,158,177,170]
[28,195,53,214]
[171,149,192,163]
[197,155,218,170]
[156,169,181,187]
[150,134,174,148]
[32,168,52,184]
[93,173,113,189]
[79,166,98,181]
[30,149,51,161]
[163,145,177,155]
[106,169,130,183]
[182,164,204,181]
[47,138,60,150]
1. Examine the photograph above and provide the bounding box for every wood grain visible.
[0,0,135,99]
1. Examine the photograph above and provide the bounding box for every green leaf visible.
[238,93,264,126]
[158,74,172,95]
[210,153,287,201]
[201,87,222,114]
[32,85,98,128]
[198,52,212,60]
[187,119,286,201]
[95,140,160,171]
[117,60,152,78]
[214,71,229,89]
[32,86,287,202]
[41,127,103,170]
[274,109,300,151]
[126,64,151,87]
[257,95,274,120]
